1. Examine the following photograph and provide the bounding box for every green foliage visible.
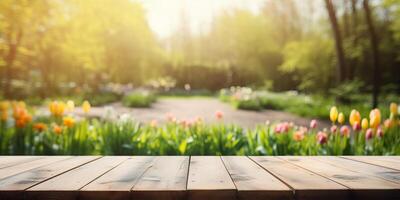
[280,37,335,92]
[221,88,396,119]
[1,118,399,155]
[122,91,157,108]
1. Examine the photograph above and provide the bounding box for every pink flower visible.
[330,125,338,133]
[376,127,384,138]
[310,119,317,129]
[352,121,361,131]
[365,128,373,140]
[215,110,223,120]
[340,125,350,137]
[274,122,290,134]
[316,131,328,145]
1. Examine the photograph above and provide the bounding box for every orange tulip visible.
[33,123,47,132]
[63,116,75,128]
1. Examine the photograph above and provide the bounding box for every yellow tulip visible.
[66,100,75,111]
[82,100,91,114]
[0,101,10,111]
[338,112,345,124]
[349,109,361,126]
[361,118,369,130]
[0,110,8,121]
[390,102,398,116]
[329,106,338,123]
[369,108,381,129]
[49,101,65,117]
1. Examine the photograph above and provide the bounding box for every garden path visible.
[73,98,330,128]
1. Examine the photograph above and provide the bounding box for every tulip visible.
[66,100,75,111]
[275,122,290,134]
[330,106,338,123]
[340,125,350,137]
[338,113,345,124]
[376,128,384,138]
[365,128,373,140]
[369,109,381,129]
[215,110,223,120]
[390,102,398,116]
[33,123,47,132]
[0,110,8,121]
[0,101,9,111]
[49,101,66,117]
[361,118,369,130]
[63,116,75,128]
[53,125,63,135]
[82,101,91,114]
[349,109,361,126]
[293,130,305,141]
[310,119,317,129]
[384,119,394,129]
[352,122,361,131]
[330,125,338,133]
[316,131,328,145]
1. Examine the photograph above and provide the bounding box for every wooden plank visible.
[0,156,69,180]
[80,156,155,200]
[222,156,292,200]
[250,156,348,200]
[187,156,236,200]
[0,156,99,200]
[342,156,400,171]
[314,156,400,184]
[0,156,44,169]
[27,156,128,200]
[131,156,190,200]
[281,156,400,200]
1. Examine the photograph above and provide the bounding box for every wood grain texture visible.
[26,156,128,200]
[250,156,348,200]
[131,156,189,200]
[0,156,69,180]
[281,156,400,200]
[187,156,236,200]
[342,156,400,171]
[314,156,400,184]
[222,156,292,200]
[0,156,398,200]
[80,156,155,200]
[0,156,98,200]
[0,156,43,169]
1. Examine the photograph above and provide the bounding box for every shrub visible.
[122,91,157,107]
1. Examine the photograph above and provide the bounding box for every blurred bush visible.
[122,91,157,107]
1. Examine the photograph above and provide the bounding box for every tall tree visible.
[363,0,381,108]
[325,0,347,83]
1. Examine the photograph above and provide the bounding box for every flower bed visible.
[0,100,399,155]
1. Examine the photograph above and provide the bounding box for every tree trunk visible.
[324,0,346,83]
[363,0,380,108]
[348,0,359,80]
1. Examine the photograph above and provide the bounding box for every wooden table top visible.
[0,156,399,200]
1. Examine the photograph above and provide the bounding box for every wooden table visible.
[0,156,399,200]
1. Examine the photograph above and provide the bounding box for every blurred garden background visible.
[0,0,399,155]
